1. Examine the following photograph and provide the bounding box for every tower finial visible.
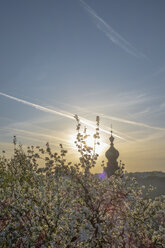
[109,124,114,144]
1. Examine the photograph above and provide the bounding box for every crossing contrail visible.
[79,0,146,59]
[0,92,124,140]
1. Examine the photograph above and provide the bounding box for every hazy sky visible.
[0,0,165,172]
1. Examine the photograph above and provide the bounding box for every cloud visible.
[0,92,124,140]
[79,0,146,59]
[0,126,70,145]
[65,92,165,133]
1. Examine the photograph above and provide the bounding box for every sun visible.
[69,130,107,155]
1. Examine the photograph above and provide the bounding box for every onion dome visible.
[105,131,119,160]
[104,130,120,177]
[105,145,119,161]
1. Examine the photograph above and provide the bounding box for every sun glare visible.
[70,130,108,155]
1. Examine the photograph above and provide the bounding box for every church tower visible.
[104,130,120,177]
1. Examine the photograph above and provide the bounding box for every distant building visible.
[104,130,120,177]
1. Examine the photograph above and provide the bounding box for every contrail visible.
[79,0,146,59]
[0,92,124,140]
[0,92,74,120]
[100,113,165,131]
[80,117,125,140]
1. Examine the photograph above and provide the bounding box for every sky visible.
[0,0,165,172]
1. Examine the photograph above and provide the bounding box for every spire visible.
[110,125,114,145]
[104,126,120,177]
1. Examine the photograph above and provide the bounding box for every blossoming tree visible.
[0,116,164,247]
